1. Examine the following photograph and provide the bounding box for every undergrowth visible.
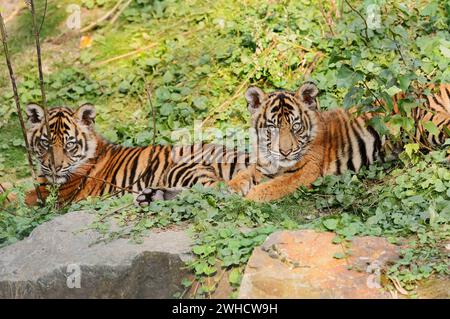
[3,150,446,297]
[0,0,449,299]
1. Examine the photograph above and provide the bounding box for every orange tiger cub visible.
[228,82,450,202]
[1,104,250,207]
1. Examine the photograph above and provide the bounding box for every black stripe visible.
[367,125,382,162]
[432,96,446,113]
[171,162,199,186]
[128,148,143,186]
[218,162,223,179]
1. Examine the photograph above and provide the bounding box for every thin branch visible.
[330,0,340,19]
[71,172,141,195]
[303,52,324,78]
[97,203,134,221]
[318,1,335,36]
[80,0,126,33]
[90,43,157,68]
[109,0,132,25]
[0,12,44,205]
[38,0,48,35]
[344,0,370,44]
[390,31,408,67]
[29,0,56,183]
[363,81,383,107]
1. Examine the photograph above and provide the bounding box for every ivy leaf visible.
[323,219,338,230]
[162,71,174,83]
[422,121,440,137]
[439,44,450,58]
[229,268,242,286]
[404,143,420,158]
[333,252,346,259]
[385,86,402,96]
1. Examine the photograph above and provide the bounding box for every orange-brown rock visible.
[239,230,400,299]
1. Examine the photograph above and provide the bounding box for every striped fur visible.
[391,83,450,147]
[2,84,449,205]
[228,82,450,202]
[3,104,249,206]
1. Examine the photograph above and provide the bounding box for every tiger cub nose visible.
[280,149,292,157]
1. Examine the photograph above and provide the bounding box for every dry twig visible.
[109,0,132,25]
[91,43,157,68]
[0,12,44,205]
[318,1,336,36]
[80,0,126,33]
[29,0,57,184]
[344,0,370,44]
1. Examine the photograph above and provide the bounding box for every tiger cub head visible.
[245,82,319,168]
[26,104,98,184]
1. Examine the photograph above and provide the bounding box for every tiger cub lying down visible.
[1,104,251,206]
[226,82,450,202]
[2,83,449,206]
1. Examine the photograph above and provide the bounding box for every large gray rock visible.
[0,211,192,298]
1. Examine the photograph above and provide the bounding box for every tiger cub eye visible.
[66,141,76,149]
[292,123,302,131]
[40,138,49,148]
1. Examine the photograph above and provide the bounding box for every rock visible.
[0,211,192,298]
[239,230,401,299]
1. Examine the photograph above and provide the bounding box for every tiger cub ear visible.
[75,103,96,126]
[26,104,45,124]
[296,82,319,110]
[245,86,265,114]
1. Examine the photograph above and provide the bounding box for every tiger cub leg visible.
[245,161,322,202]
[0,182,48,206]
[135,163,223,206]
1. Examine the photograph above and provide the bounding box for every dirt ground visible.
[0,0,24,22]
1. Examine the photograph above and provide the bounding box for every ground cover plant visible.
[0,0,449,298]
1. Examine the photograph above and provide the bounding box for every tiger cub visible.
[228,82,450,202]
[1,104,250,206]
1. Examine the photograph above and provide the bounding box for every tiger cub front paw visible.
[228,167,261,196]
[136,188,182,206]
[228,176,254,196]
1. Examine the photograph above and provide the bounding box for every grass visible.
[0,118,28,182]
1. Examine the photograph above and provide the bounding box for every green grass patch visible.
[3,0,70,55]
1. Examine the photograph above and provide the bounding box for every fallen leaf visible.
[80,35,93,49]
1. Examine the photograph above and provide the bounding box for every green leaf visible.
[422,121,440,137]
[323,219,339,230]
[229,268,242,285]
[404,143,420,158]
[162,71,174,83]
[181,278,193,288]
[333,252,346,259]
[385,86,402,96]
